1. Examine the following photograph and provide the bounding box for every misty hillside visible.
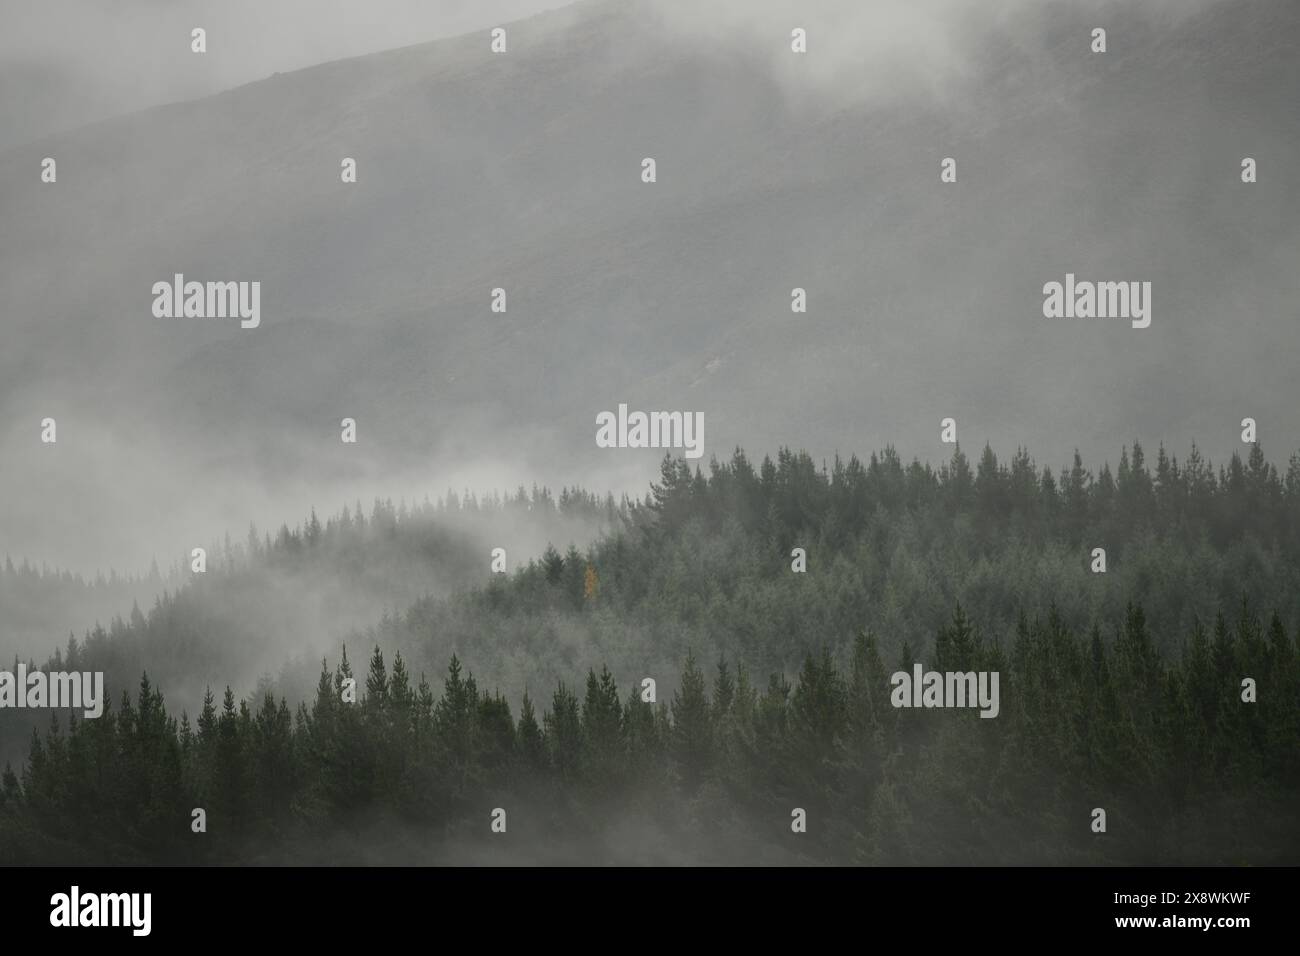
[4,439,1299,865]
[4,0,1300,879]
[1,0,1297,573]
[0,558,174,667]
[0,485,617,767]
[7,436,1300,767]
[1,480,616,662]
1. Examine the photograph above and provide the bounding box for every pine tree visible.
[544,682,581,781]
[365,645,389,714]
[622,684,659,783]
[791,648,847,755]
[542,545,564,586]
[581,667,623,788]
[671,651,712,790]
[712,655,735,720]
[563,544,586,607]
[478,692,516,773]
[516,691,546,772]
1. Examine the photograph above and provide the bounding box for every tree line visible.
[3,598,1296,865]
[4,439,1299,863]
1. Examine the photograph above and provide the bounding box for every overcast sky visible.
[0,0,569,150]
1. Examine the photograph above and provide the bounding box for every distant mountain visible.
[0,0,1297,574]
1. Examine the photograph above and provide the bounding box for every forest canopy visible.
[2,440,1299,864]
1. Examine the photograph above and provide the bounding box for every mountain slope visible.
[0,0,1297,572]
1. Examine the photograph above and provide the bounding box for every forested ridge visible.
[0,484,617,766]
[387,439,1300,697]
[2,440,1299,864]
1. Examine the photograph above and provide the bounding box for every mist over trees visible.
[3,602,1296,864]
[0,485,618,767]
[2,440,1299,864]
[385,439,1300,700]
[0,556,172,666]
